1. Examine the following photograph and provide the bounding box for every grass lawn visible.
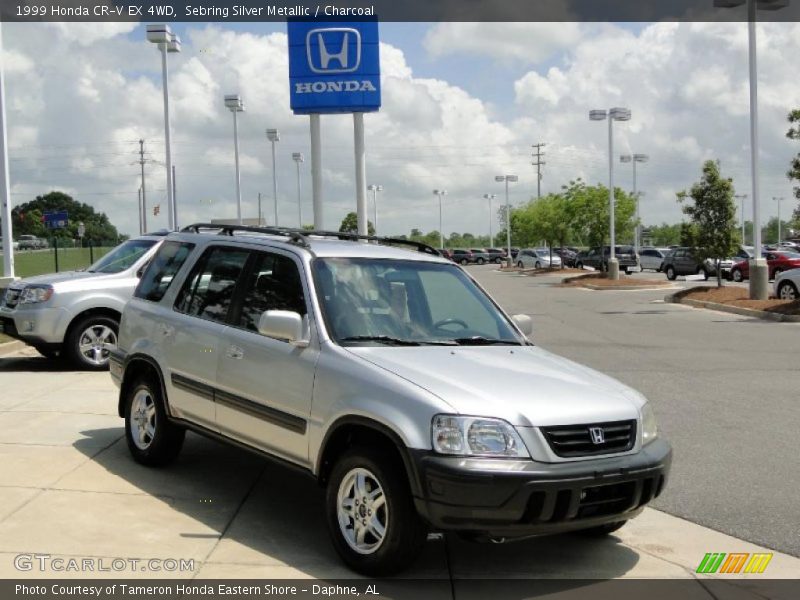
[8,246,113,279]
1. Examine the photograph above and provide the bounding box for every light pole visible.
[590,107,631,280]
[146,24,180,230]
[620,153,649,257]
[483,193,497,247]
[774,196,784,243]
[433,190,447,249]
[495,175,518,267]
[293,152,304,227]
[735,194,748,244]
[0,24,15,280]
[224,94,245,225]
[368,184,383,235]
[715,0,789,297]
[267,129,280,226]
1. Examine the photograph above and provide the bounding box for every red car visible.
[730,251,800,282]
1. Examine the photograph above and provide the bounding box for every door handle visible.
[226,345,244,360]
[159,323,175,337]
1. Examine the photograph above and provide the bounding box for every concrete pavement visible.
[0,343,798,584]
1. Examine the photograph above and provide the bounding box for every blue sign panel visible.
[288,20,381,115]
[43,211,68,229]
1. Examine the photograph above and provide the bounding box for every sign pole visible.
[354,113,368,236]
[310,114,323,230]
[0,24,15,280]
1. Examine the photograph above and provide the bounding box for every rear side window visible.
[175,246,250,324]
[135,241,195,302]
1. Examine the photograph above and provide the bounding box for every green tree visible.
[785,109,800,223]
[677,161,739,287]
[514,194,572,268]
[563,179,637,258]
[645,223,682,247]
[338,212,375,236]
[12,191,119,244]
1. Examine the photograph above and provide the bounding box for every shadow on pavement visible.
[71,428,641,583]
[0,355,76,372]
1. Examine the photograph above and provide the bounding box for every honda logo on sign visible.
[306,28,361,74]
[589,427,605,445]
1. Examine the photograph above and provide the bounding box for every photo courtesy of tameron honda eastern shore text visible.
[110,224,671,576]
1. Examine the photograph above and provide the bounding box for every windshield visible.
[87,239,157,274]
[313,258,523,346]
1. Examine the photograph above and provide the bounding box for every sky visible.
[2,20,800,240]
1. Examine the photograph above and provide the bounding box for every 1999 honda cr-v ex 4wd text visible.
[110,224,671,576]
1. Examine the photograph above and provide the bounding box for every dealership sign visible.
[288,20,381,114]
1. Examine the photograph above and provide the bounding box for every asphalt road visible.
[469,266,800,558]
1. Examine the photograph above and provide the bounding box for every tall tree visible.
[12,191,119,244]
[677,161,739,287]
[562,179,636,250]
[338,212,375,236]
[785,109,800,223]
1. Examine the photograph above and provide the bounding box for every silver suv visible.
[0,235,165,368]
[111,224,671,575]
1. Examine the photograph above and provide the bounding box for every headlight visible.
[19,285,54,304]
[641,403,658,445]
[432,415,530,458]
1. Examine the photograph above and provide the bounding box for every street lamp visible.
[774,196,785,243]
[495,175,518,267]
[620,153,649,257]
[715,0,790,297]
[483,193,497,247]
[368,184,383,234]
[735,194,748,244]
[433,190,448,249]
[266,129,280,226]
[590,107,632,280]
[292,152,304,227]
[146,24,181,230]
[224,94,245,225]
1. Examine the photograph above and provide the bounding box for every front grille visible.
[541,419,636,457]
[2,287,22,309]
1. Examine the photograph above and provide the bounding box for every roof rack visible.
[180,223,441,256]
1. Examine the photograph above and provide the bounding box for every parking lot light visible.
[433,190,448,249]
[293,152,304,227]
[495,175,518,267]
[620,153,649,257]
[225,94,245,225]
[483,193,497,247]
[368,184,383,235]
[267,129,280,226]
[590,107,632,280]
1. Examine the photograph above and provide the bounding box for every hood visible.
[348,345,644,427]
[15,270,108,288]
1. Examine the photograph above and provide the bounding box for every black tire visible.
[534,261,541,269]
[666,266,677,281]
[325,447,427,576]
[66,314,119,370]
[623,268,630,275]
[476,257,485,265]
[517,261,524,268]
[576,520,627,537]
[732,268,744,283]
[697,266,710,281]
[460,258,468,265]
[576,262,583,270]
[777,280,798,300]
[124,376,185,467]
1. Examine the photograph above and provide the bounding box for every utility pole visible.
[139,139,147,233]
[531,143,546,198]
[774,196,784,243]
[258,192,262,225]
[172,165,177,228]
[735,194,747,245]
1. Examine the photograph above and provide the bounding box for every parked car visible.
[0,234,166,368]
[469,248,492,265]
[450,249,475,265]
[17,234,48,250]
[730,251,800,282]
[485,248,507,264]
[111,224,671,575]
[660,247,721,281]
[774,268,800,300]
[575,246,639,274]
[639,247,670,272]
[553,247,578,267]
[516,248,561,269]
[438,249,453,261]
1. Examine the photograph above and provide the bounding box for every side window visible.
[174,246,250,324]
[135,241,195,302]
[236,252,306,332]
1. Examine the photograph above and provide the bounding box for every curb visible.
[664,294,800,322]
[582,284,679,291]
[0,340,27,356]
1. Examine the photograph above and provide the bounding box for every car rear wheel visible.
[66,315,119,370]
[778,280,798,300]
[124,376,185,467]
[732,268,744,283]
[476,257,485,265]
[325,447,427,576]
[460,258,468,265]
[576,262,583,269]
[697,266,710,281]
[516,261,524,268]
[534,261,541,269]
[666,266,677,281]
[576,520,627,537]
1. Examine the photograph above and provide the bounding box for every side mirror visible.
[258,310,308,347]
[512,314,533,336]
[135,260,150,278]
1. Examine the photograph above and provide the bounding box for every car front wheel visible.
[66,315,119,370]
[124,376,185,467]
[666,266,677,281]
[326,448,427,576]
[476,257,485,265]
[732,268,744,283]
[778,280,798,300]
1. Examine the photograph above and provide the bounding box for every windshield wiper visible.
[452,336,520,346]
[340,335,421,346]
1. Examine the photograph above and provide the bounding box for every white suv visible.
[111,224,671,575]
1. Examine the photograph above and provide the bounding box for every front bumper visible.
[411,438,671,538]
[0,305,69,346]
